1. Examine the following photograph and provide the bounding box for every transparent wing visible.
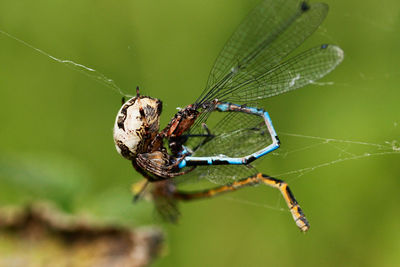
[189,164,259,185]
[188,44,343,151]
[150,181,181,223]
[179,112,269,184]
[192,112,272,158]
[175,0,344,184]
[196,0,329,104]
[216,44,344,103]
[176,162,259,185]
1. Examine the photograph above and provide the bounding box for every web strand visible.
[1,28,398,213]
[0,29,132,97]
[219,132,399,211]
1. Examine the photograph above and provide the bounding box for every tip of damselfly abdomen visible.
[290,205,310,232]
[262,175,310,232]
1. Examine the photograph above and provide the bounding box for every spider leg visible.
[191,123,216,151]
[136,151,195,179]
[131,179,149,202]
[173,173,309,232]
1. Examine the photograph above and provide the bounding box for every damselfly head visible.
[113,95,162,160]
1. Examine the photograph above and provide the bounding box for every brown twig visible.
[0,202,164,267]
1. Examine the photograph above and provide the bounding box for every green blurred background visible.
[0,0,399,266]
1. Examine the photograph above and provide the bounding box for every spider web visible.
[275,132,400,179]
[0,10,399,216]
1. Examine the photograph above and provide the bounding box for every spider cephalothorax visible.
[113,95,162,160]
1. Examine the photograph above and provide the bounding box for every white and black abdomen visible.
[113,96,162,160]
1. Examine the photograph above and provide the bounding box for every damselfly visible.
[113,0,343,232]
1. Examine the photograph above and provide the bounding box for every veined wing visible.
[182,112,270,184]
[188,44,343,150]
[188,164,259,185]
[180,1,343,183]
[196,0,329,104]
[192,112,272,158]
[215,44,344,103]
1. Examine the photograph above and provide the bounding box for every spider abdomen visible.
[113,96,162,160]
